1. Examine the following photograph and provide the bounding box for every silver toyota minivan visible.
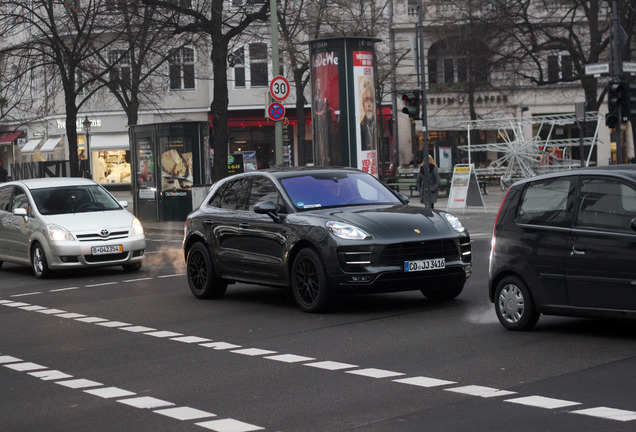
[0,177,145,278]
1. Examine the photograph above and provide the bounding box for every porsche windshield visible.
[280,172,401,210]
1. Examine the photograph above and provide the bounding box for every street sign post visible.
[268,102,286,121]
[269,75,290,101]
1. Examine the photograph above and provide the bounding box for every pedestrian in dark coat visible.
[417,155,441,208]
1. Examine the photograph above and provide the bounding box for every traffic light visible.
[621,82,636,122]
[401,91,421,119]
[606,81,623,129]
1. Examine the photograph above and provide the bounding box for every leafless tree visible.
[0,0,124,176]
[143,0,269,181]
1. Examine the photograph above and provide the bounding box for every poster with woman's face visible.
[353,50,377,175]
[311,50,341,166]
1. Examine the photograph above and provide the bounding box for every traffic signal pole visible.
[416,4,431,211]
[611,0,623,163]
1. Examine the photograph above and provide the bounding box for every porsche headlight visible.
[132,217,144,236]
[444,213,465,233]
[326,221,371,240]
[47,224,74,242]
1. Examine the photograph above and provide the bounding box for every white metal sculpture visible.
[459,112,603,189]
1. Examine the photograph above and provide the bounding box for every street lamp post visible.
[82,116,91,179]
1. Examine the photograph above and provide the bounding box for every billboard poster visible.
[311,50,342,166]
[352,50,377,176]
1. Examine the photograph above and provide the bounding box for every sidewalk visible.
[112,183,506,236]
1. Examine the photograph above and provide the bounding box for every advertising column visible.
[309,37,381,175]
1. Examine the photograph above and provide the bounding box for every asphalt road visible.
[2,220,636,431]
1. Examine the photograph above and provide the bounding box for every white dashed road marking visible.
[1,352,264,431]
[4,298,636,424]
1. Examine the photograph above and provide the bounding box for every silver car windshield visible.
[31,185,122,215]
[280,172,401,210]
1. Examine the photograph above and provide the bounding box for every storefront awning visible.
[40,136,63,153]
[0,131,23,145]
[89,133,130,150]
[21,139,43,154]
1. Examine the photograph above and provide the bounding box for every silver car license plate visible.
[91,245,123,255]
[404,258,445,272]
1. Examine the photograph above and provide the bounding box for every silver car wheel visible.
[498,283,524,324]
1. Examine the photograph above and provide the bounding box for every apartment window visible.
[108,50,131,89]
[169,47,195,90]
[231,43,268,88]
[548,54,572,82]
[232,48,246,87]
[428,39,489,88]
[29,62,38,102]
[250,43,268,87]
[105,0,126,11]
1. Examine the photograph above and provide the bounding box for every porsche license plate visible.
[404,258,445,272]
[91,245,123,255]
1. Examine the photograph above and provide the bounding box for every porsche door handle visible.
[570,244,586,255]
[239,223,250,229]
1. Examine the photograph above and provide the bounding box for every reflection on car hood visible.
[43,210,134,232]
[314,205,457,239]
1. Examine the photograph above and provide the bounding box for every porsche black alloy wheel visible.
[186,242,228,299]
[292,248,332,313]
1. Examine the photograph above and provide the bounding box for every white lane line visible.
[120,325,156,333]
[11,292,42,297]
[36,308,67,315]
[346,368,405,379]
[505,395,581,409]
[123,278,154,282]
[393,376,456,388]
[304,361,358,371]
[86,282,118,288]
[75,317,109,323]
[158,274,185,278]
[85,387,137,399]
[96,321,131,328]
[29,370,73,381]
[231,348,277,357]
[0,299,15,304]
[196,418,264,432]
[5,362,47,372]
[19,305,48,311]
[3,302,30,307]
[56,312,87,319]
[117,396,175,409]
[4,350,266,430]
[445,385,516,398]
[200,342,242,350]
[154,406,216,421]
[265,354,315,363]
[171,336,212,344]
[573,407,636,422]
[50,287,79,292]
[56,378,103,389]
[146,330,183,338]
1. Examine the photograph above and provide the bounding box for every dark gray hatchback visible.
[489,165,636,330]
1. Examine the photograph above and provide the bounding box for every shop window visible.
[169,47,195,90]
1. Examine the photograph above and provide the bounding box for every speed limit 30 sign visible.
[270,75,290,101]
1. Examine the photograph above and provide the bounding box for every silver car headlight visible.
[47,224,74,242]
[444,213,465,233]
[326,221,371,240]
[132,217,144,236]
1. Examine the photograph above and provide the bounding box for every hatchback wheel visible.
[292,248,332,313]
[494,276,539,331]
[186,242,227,299]
[31,242,52,279]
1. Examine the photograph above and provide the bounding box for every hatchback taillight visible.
[492,188,511,252]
